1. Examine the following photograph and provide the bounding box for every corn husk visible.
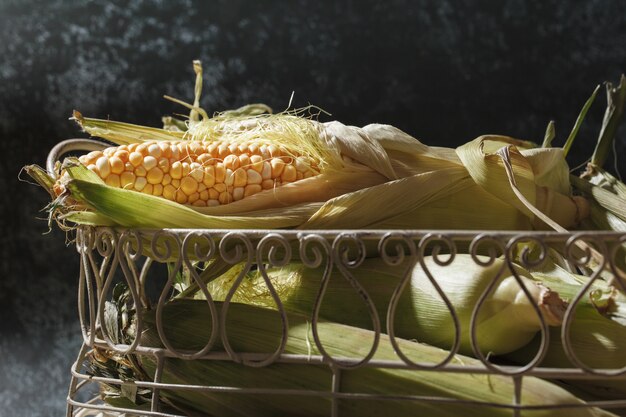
[506,266,626,401]
[207,255,568,356]
[28,120,588,232]
[26,60,590,232]
[99,299,614,417]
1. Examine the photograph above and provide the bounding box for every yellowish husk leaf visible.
[125,300,608,417]
[214,255,566,356]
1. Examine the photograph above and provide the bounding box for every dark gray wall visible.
[1,0,625,415]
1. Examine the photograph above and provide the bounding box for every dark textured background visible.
[1,0,625,415]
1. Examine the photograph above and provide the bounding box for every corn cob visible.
[94,299,613,417]
[506,268,626,402]
[213,255,567,356]
[27,60,591,232]
[56,139,322,207]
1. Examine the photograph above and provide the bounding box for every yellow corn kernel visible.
[244,184,262,197]
[143,155,157,171]
[188,192,200,204]
[134,165,147,177]
[203,166,215,188]
[134,176,147,191]
[218,191,231,205]
[163,184,176,200]
[142,184,154,195]
[281,165,297,182]
[170,161,183,179]
[147,167,164,185]
[148,143,162,158]
[105,174,120,188]
[114,150,129,163]
[246,169,262,185]
[208,188,219,200]
[158,158,170,173]
[270,158,285,177]
[232,187,244,201]
[96,156,111,178]
[135,143,148,155]
[120,171,135,189]
[233,168,247,187]
[262,179,275,190]
[129,152,143,167]
[224,154,240,170]
[175,189,188,204]
[261,162,272,180]
[180,177,199,195]
[192,199,207,207]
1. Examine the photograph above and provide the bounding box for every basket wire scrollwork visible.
[66,227,626,417]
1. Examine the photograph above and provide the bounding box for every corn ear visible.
[65,176,310,229]
[114,300,608,417]
[215,255,567,356]
[456,135,587,230]
[506,268,626,401]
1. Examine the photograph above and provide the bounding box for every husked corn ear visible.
[58,140,321,207]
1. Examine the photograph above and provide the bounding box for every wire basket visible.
[47,139,626,416]
[65,226,626,417]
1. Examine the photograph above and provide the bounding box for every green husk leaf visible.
[591,75,626,168]
[22,164,57,197]
[59,210,117,226]
[63,158,105,184]
[542,120,556,148]
[217,255,567,356]
[571,176,626,224]
[563,85,601,157]
[123,300,605,417]
[507,270,626,400]
[65,178,307,229]
[72,110,186,145]
[301,167,533,230]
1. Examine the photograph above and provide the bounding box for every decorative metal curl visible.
[182,231,217,263]
[75,225,96,255]
[224,233,294,367]
[94,231,144,355]
[510,235,548,270]
[94,227,117,258]
[218,232,259,364]
[468,235,552,375]
[564,233,606,270]
[560,237,626,377]
[298,233,331,269]
[609,235,626,293]
[149,229,180,263]
[219,231,255,265]
[310,233,379,369]
[378,232,416,267]
[469,234,506,267]
[390,233,461,368]
[333,233,367,268]
[418,233,457,266]
[151,231,222,359]
[258,233,292,268]
[153,231,217,359]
